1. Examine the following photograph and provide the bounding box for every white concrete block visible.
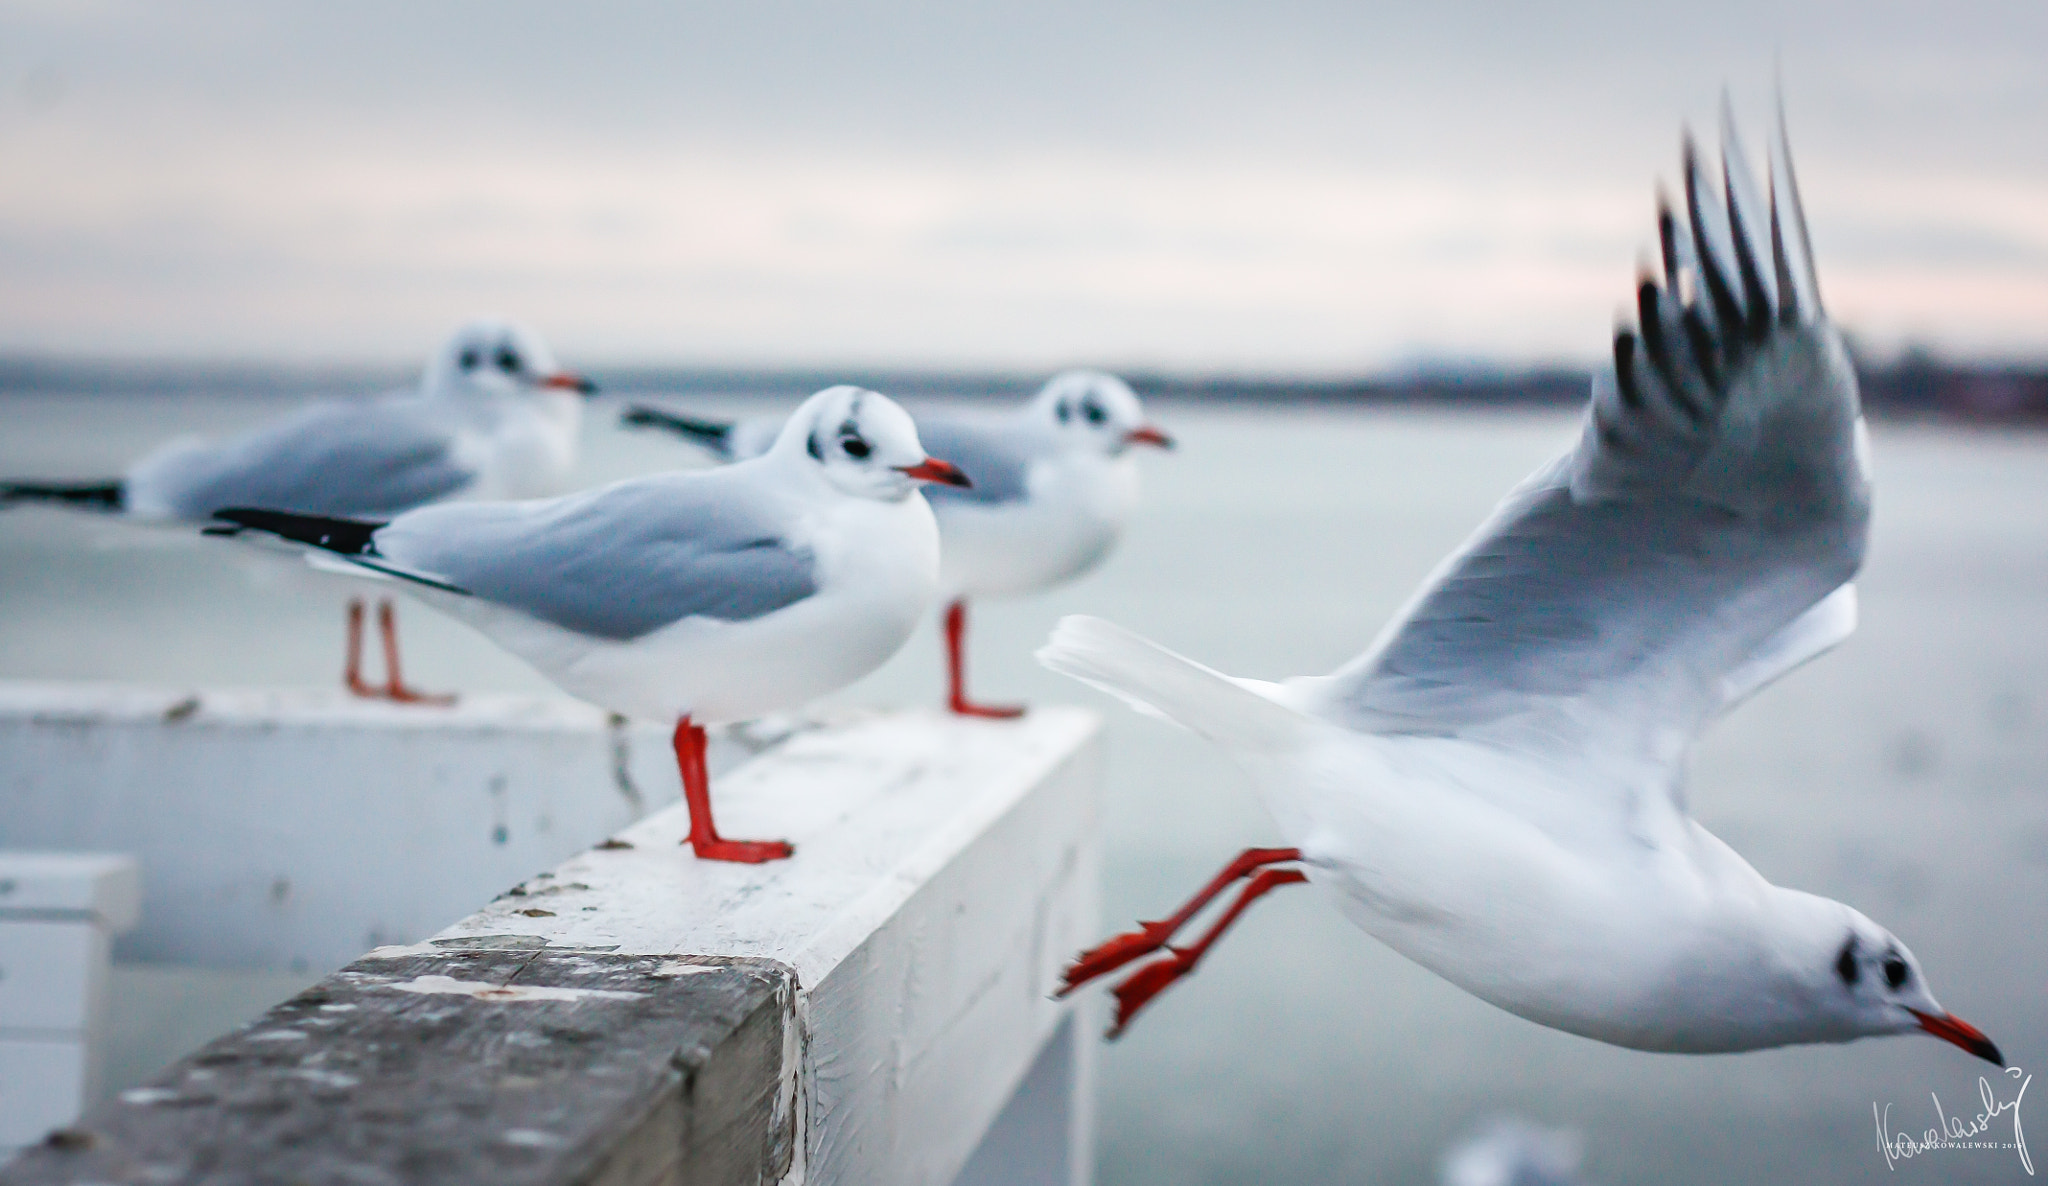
[0,681,755,973]
[0,853,141,931]
[0,921,106,1033]
[0,1037,87,1150]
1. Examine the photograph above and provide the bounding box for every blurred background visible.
[3,3,2046,1184]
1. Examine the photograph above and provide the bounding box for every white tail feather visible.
[1035,615,1312,753]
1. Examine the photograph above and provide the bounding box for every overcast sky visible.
[1,1,2042,371]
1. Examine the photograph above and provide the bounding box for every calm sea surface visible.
[3,392,2045,1184]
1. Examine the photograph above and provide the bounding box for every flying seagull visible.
[1038,105,2002,1067]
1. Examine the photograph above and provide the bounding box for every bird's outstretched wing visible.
[1300,105,1867,779]
[367,472,819,640]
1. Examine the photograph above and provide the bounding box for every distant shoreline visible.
[4,357,2045,423]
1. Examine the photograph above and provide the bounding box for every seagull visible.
[622,370,1172,716]
[205,386,969,863]
[1037,106,2004,1067]
[1,318,597,702]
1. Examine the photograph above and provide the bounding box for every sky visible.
[0,1,2042,372]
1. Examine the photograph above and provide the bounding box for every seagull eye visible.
[1082,399,1106,425]
[458,350,481,370]
[1883,956,1909,990]
[1835,939,1859,987]
[841,435,871,459]
[496,348,522,372]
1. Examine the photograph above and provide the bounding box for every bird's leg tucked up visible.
[674,718,794,863]
[1061,846,1307,1035]
[945,599,1025,719]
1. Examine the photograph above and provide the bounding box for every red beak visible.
[542,372,599,395]
[1124,425,1174,449]
[896,457,972,488]
[1910,1009,2004,1066]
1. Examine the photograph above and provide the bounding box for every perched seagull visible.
[1,318,597,702]
[1039,107,2004,1066]
[622,370,1172,716]
[205,386,970,863]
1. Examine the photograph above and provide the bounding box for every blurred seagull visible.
[1,318,598,703]
[206,386,969,863]
[622,370,1173,717]
[1039,105,2004,1067]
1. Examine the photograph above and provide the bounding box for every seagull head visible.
[1770,891,2001,1065]
[1031,370,1172,456]
[775,386,971,502]
[422,317,598,405]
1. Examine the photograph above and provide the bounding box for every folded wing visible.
[371,473,818,640]
[128,400,474,521]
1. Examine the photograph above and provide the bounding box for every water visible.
[4,392,2046,1184]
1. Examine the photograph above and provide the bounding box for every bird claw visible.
[688,838,796,863]
[1106,949,1195,1039]
[1059,920,1175,995]
[949,700,1027,720]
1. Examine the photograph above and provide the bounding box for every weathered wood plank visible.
[0,945,794,1186]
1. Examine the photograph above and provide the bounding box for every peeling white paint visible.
[247,1030,308,1042]
[652,960,720,977]
[382,974,646,1003]
[119,1088,180,1106]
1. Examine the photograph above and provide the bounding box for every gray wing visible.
[914,417,1039,506]
[1299,108,1867,771]
[130,399,474,521]
[370,472,817,640]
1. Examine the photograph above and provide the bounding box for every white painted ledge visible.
[2,702,1104,1186]
[0,680,762,971]
[417,706,1106,1186]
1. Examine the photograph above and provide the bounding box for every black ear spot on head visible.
[806,431,823,461]
[1836,936,1859,987]
[1883,954,1909,990]
[459,349,481,370]
[1056,401,1071,423]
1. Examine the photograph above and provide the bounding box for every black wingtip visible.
[620,406,737,452]
[208,507,385,555]
[1,481,125,511]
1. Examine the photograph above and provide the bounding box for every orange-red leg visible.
[375,600,454,704]
[1060,846,1303,994]
[674,718,793,863]
[945,599,1025,719]
[343,599,380,698]
[1060,846,1307,1037]
[1101,867,1308,1037]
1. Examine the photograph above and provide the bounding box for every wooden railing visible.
[0,684,1102,1185]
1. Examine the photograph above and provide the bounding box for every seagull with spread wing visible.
[1039,106,2003,1067]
